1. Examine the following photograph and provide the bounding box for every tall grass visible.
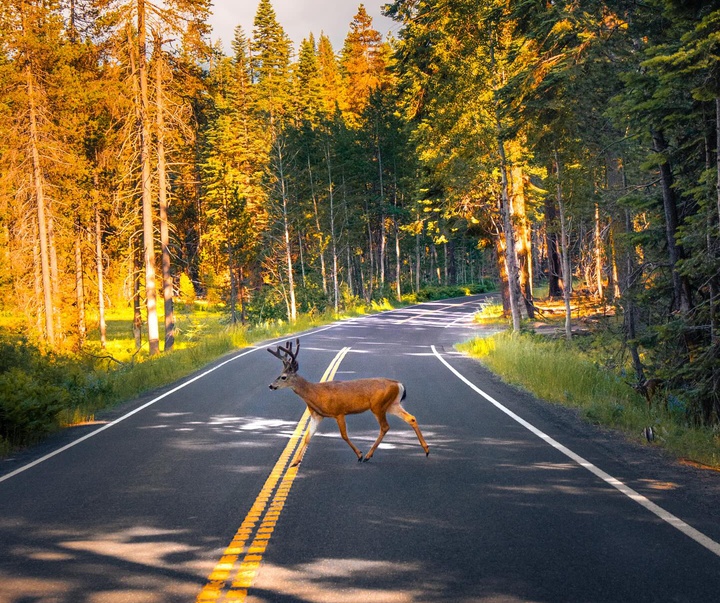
[458,332,720,468]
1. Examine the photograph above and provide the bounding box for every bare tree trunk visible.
[376,132,386,288]
[716,98,720,227]
[415,209,421,293]
[155,36,174,351]
[47,210,61,339]
[395,216,401,300]
[95,206,107,349]
[26,64,55,345]
[652,129,691,314]
[132,237,143,351]
[511,166,533,316]
[276,138,297,322]
[308,154,327,295]
[298,232,306,288]
[555,148,572,341]
[498,138,523,331]
[608,220,621,300]
[544,197,563,298]
[594,204,604,300]
[138,0,159,354]
[365,197,374,301]
[325,141,339,312]
[623,209,645,383]
[75,227,86,348]
[33,237,43,334]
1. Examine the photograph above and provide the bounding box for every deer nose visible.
[269,384,276,390]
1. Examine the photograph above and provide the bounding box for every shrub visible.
[0,368,69,445]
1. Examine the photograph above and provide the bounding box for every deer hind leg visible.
[335,414,363,461]
[362,412,390,462]
[291,411,322,467]
[388,404,430,456]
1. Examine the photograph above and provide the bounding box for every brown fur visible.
[268,340,429,466]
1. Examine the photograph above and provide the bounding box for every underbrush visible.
[458,332,720,468]
[402,281,494,304]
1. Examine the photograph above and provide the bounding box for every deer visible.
[267,339,430,467]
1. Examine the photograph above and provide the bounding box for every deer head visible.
[268,338,300,390]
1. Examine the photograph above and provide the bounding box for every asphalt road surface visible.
[1,294,720,603]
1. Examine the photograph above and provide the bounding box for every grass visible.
[458,331,720,469]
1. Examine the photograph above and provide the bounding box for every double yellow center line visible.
[196,347,350,602]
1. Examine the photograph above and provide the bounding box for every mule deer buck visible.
[268,339,430,466]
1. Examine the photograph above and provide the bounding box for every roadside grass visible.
[458,331,720,469]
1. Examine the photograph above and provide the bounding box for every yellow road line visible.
[196,346,351,603]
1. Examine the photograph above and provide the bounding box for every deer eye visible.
[281,374,288,380]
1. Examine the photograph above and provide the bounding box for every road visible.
[1,294,720,602]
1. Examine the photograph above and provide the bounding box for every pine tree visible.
[251,0,297,321]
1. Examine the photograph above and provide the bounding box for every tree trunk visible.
[544,196,563,298]
[376,132,386,288]
[511,166,533,317]
[415,209,421,293]
[494,234,510,315]
[95,206,107,349]
[395,216,402,300]
[47,210,61,339]
[155,37,174,351]
[594,204,604,300]
[365,197,374,301]
[132,237,143,351]
[74,227,86,348]
[498,138,524,331]
[308,154,327,295]
[325,141,339,312]
[716,98,720,228]
[623,209,645,383]
[554,148,572,341]
[26,64,55,345]
[138,0,160,354]
[651,129,691,314]
[276,139,297,322]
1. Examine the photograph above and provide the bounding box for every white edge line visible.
[430,345,720,559]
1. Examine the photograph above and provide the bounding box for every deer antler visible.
[267,338,300,372]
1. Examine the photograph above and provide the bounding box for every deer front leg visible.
[335,415,363,461]
[291,411,322,467]
[389,403,430,456]
[362,413,390,462]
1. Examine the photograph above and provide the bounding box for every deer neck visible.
[290,374,330,416]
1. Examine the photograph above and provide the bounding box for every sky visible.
[206,0,398,56]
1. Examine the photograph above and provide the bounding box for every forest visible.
[1,0,719,442]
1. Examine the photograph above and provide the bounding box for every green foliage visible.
[0,338,112,448]
[410,282,494,302]
[0,367,68,446]
[177,273,197,309]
